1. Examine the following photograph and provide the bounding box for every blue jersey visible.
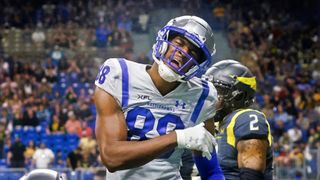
[216,109,273,180]
[95,58,218,180]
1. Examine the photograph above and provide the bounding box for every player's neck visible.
[147,63,181,96]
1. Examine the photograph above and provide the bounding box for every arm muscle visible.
[94,87,177,172]
[237,139,268,172]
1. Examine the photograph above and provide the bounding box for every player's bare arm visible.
[95,87,177,172]
[237,138,268,172]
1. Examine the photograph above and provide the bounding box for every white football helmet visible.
[20,169,64,180]
[152,15,216,82]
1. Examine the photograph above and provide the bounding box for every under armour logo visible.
[188,137,199,144]
[175,100,186,109]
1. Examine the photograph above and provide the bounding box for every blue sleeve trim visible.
[191,80,209,123]
[118,58,129,108]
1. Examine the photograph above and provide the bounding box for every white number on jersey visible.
[249,114,259,131]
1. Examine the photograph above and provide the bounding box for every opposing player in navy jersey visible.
[94,16,224,179]
[200,60,273,180]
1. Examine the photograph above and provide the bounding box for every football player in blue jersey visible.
[94,16,224,179]
[199,60,273,180]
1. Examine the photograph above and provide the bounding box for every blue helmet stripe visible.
[118,58,129,108]
[191,80,209,123]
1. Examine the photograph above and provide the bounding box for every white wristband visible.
[175,129,186,148]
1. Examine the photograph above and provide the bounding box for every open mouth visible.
[169,59,181,69]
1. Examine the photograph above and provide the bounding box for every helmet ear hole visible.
[234,92,244,101]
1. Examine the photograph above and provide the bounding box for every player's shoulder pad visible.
[206,80,218,102]
[95,58,122,84]
[101,58,122,73]
[192,79,219,124]
[94,58,125,95]
[232,109,270,141]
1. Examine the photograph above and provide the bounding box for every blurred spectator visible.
[0,123,6,159]
[44,65,58,83]
[38,78,52,97]
[22,77,36,96]
[117,14,133,32]
[67,60,81,74]
[137,12,149,33]
[78,121,93,139]
[42,2,56,27]
[24,140,36,166]
[308,125,320,149]
[288,146,304,167]
[119,28,133,53]
[285,100,298,119]
[80,151,96,168]
[275,144,291,167]
[32,142,54,169]
[12,112,24,127]
[1,76,18,91]
[7,135,26,168]
[66,27,79,50]
[65,87,77,104]
[95,24,111,48]
[81,66,92,81]
[49,114,64,134]
[67,147,82,170]
[75,102,93,122]
[53,103,68,125]
[64,111,81,134]
[272,120,285,141]
[8,94,23,115]
[31,23,46,48]
[49,45,64,67]
[36,103,51,124]
[278,132,291,148]
[79,131,96,155]
[54,150,66,168]
[212,3,226,29]
[0,108,9,125]
[23,105,39,127]
[296,112,310,143]
[51,25,68,47]
[274,104,292,125]
[110,28,122,47]
[287,126,303,145]
[78,88,90,102]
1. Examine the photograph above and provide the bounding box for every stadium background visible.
[0,0,319,179]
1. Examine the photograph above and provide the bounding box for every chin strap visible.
[158,60,182,82]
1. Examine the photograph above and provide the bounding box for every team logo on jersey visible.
[175,100,186,109]
[137,94,152,100]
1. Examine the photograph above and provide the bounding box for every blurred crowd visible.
[211,0,320,177]
[0,0,319,178]
[0,43,100,170]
